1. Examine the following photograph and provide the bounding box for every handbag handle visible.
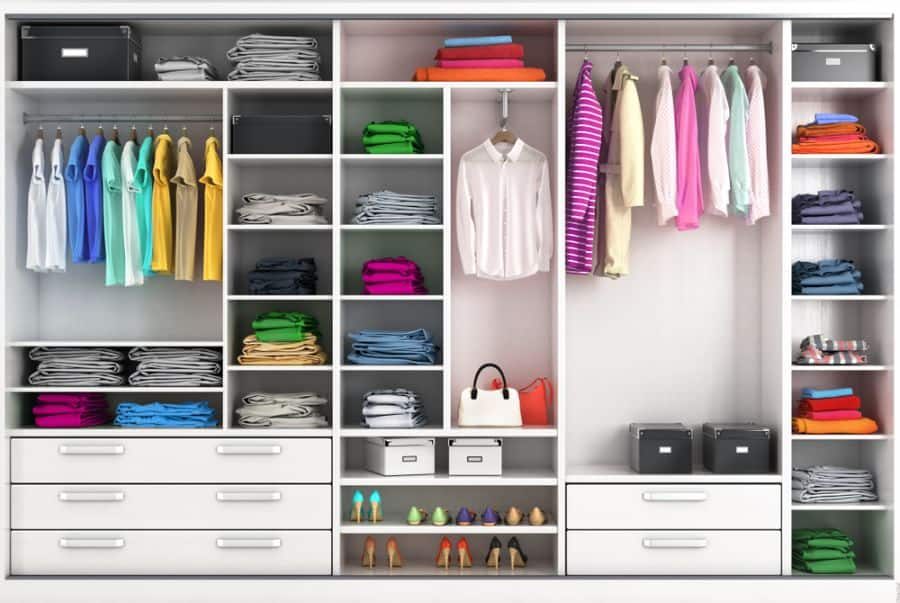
[471,363,509,400]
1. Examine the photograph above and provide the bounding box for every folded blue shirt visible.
[813,112,860,124]
[801,271,862,287]
[802,387,854,399]
[346,328,438,365]
[800,283,863,295]
[444,35,512,47]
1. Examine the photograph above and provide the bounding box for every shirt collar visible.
[483,137,524,163]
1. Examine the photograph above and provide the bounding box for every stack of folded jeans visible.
[792,466,878,504]
[28,347,125,386]
[346,329,437,365]
[226,34,321,81]
[128,348,223,387]
[238,312,327,365]
[235,392,329,428]
[792,190,863,225]
[154,56,218,81]
[793,529,857,574]
[363,122,423,154]
[352,191,441,225]
[249,257,317,295]
[114,401,218,428]
[32,393,109,428]
[792,259,863,295]
[361,388,427,428]
[362,257,428,295]
[236,193,328,225]
[794,334,869,366]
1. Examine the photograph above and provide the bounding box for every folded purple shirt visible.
[37,393,107,406]
[364,282,429,295]
[34,412,110,428]
[801,212,863,225]
[33,402,109,415]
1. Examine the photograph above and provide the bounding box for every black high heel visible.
[508,537,528,569]
[485,536,502,568]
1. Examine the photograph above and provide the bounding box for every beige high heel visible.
[504,506,524,526]
[361,536,376,568]
[528,506,547,526]
[386,537,403,568]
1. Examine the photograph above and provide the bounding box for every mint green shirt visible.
[720,65,751,215]
[101,140,125,286]
[133,136,155,276]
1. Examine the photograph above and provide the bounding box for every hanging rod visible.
[23,113,221,124]
[566,42,773,53]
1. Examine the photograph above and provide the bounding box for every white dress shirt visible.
[698,64,730,217]
[45,138,67,272]
[456,138,553,280]
[26,138,47,272]
[121,140,145,286]
[650,64,677,226]
[745,64,770,224]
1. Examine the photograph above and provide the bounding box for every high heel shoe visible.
[455,507,476,526]
[406,506,427,525]
[432,506,450,526]
[504,506,523,526]
[457,537,473,568]
[386,537,403,568]
[528,506,547,526]
[485,536,502,568]
[350,490,365,523]
[361,536,376,568]
[435,536,452,569]
[508,537,528,569]
[368,490,383,522]
[482,506,500,526]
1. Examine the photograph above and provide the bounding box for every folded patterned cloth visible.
[238,334,327,365]
[236,392,328,428]
[444,35,513,47]
[352,191,441,225]
[347,328,437,365]
[128,347,223,387]
[154,56,218,81]
[361,388,427,428]
[435,43,525,60]
[226,34,321,81]
[792,417,878,434]
[28,348,126,386]
[800,334,868,353]
[236,193,328,225]
[413,66,547,82]
[802,387,854,399]
[436,59,524,68]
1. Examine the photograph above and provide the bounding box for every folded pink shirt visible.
[800,409,863,421]
[435,59,525,69]
[35,412,110,428]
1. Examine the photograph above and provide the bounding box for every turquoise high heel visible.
[350,490,365,523]
[369,490,383,522]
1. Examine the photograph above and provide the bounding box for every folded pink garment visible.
[362,272,424,284]
[37,393,106,406]
[33,402,109,415]
[435,58,525,68]
[364,282,429,295]
[800,409,863,420]
[363,257,420,273]
[34,412,110,428]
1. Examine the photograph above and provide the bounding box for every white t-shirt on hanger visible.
[45,137,67,272]
[26,137,47,272]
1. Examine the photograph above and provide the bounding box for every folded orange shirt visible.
[413,66,547,82]
[792,139,881,154]
[792,416,879,434]
[797,123,867,137]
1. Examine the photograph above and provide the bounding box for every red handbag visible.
[491,377,553,426]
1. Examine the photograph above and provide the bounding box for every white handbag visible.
[458,363,522,427]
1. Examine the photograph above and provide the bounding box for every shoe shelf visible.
[342,561,556,576]
[791,503,890,512]
[340,469,558,487]
[340,521,557,534]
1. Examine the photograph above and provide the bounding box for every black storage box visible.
[702,423,772,474]
[629,422,692,474]
[792,43,878,81]
[231,115,332,154]
[19,24,141,81]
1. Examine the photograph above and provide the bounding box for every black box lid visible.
[702,422,771,440]
[629,422,692,440]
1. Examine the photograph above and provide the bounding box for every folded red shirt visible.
[797,394,862,412]
[435,43,525,60]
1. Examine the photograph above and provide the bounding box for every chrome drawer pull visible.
[217,491,282,502]
[641,491,708,502]
[642,537,708,549]
[216,538,282,549]
[215,445,282,455]
[59,538,125,549]
[59,491,125,502]
[58,444,125,455]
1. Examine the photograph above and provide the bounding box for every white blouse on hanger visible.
[26,138,47,272]
[697,64,730,217]
[45,138,67,272]
[745,64,770,224]
[650,63,677,226]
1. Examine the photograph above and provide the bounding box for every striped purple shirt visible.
[566,60,603,274]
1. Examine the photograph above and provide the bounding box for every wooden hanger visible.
[35,125,44,140]
[490,90,518,146]
[55,126,63,140]
[614,50,622,69]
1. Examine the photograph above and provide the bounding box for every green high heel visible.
[432,506,450,526]
[407,506,428,525]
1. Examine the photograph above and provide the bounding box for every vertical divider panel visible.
[222,87,233,430]
[331,18,344,577]
[888,15,899,582]
[442,87,452,431]
[554,18,567,577]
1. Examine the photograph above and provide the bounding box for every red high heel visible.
[386,537,403,569]
[361,536,376,568]
[435,536,452,569]
[457,537,473,568]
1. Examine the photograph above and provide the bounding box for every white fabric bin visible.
[365,438,435,476]
[448,438,502,475]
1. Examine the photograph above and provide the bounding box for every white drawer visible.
[567,484,780,530]
[11,438,331,484]
[11,530,332,575]
[12,484,331,530]
[567,530,781,575]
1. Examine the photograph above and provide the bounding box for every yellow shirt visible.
[199,136,223,281]
[150,133,175,274]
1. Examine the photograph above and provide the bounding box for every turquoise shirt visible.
[133,136,155,276]
[720,65,751,215]
[101,140,125,286]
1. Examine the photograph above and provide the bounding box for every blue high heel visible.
[369,490,383,522]
[350,490,365,523]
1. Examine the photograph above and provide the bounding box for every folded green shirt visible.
[793,548,855,561]
[252,312,319,332]
[255,326,319,343]
[363,121,420,136]
[364,141,424,154]
[363,132,423,147]
[792,557,856,574]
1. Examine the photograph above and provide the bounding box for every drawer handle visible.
[58,444,125,455]
[59,491,125,503]
[216,538,282,549]
[217,491,282,502]
[59,538,125,549]
[216,445,282,455]
[642,537,708,549]
[642,491,708,502]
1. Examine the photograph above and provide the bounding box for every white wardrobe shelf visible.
[343,561,557,577]
[340,427,558,438]
[226,224,334,231]
[340,365,444,372]
[791,81,891,100]
[340,225,444,231]
[340,154,444,166]
[340,521,558,534]
[340,295,443,301]
[6,386,224,394]
[339,81,558,91]
[792,154,890,167]
[227,365,333,372]
[791,295,890,301]
[340,469,557,486]
[791,225,890,232]
[792,365,892,372]
[7,341,223,347]
[225,428,334,437]
[792,503,890,511]
[228,154,333,166]
[340,428,447,438]
[792,434,892,441]
[5,427,226,437]
[227,295,333,301]
[566,464,783,484]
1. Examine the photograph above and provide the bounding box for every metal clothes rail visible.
[565,42,773,53]
[22,113,222,124]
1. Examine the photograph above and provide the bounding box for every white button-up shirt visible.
[456,138,553,280]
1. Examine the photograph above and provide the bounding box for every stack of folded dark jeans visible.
[346,329,438,365]
[362,257,427,295]
[249,257,317,295]
[32,393,109,428]
[792,260,863,295]
[792,190,863,225]
[28,347,125,386]
[352,191,441,225]
[128,348,223,387]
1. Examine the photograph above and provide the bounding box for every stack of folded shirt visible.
[362,257,427,295]
[249,257,317,295]
[415,35,547,81]
[361,388,427,428]
[32,393,109,428]
[114,401,218,428]
[352,191,441,225]
[792,259,863,295]
[235,392,329,428]
[346,329,437,365]
[792,190,863,225]
[28,347,125,386]
[794,334,869,366]
[792,113,881,154]
[226,34,321,81]
[363,122,423,154]
[792,386,879,435]
[236,193,329,225]
[792,465,878,504]
[238,312,327,365]
[154,56,218,81]
[793,529,857,574]
[128,347,223,387]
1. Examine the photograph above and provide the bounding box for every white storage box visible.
[448,438,503,476]
[365,438,435,476]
